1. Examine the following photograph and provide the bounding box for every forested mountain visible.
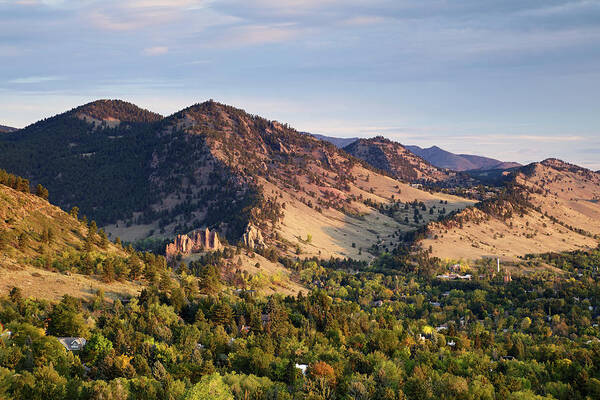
[343,136,475,186]
[312,134,520,172]
[420,159,600,260]
[0,100,472,261]
[0,100,165,228]
[406,145,521,171]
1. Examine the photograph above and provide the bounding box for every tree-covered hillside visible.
[1,244,600,399]
[0,170,169,289]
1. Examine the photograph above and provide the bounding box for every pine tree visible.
[98,229,108,248]
[69,207,79,220]
[35,184,49,200]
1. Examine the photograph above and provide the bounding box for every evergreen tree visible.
[35,183,49,200]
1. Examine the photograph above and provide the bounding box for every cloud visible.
[211,24,301,47]
[519,0,600,17]
[88,10,149,31]
[143,46,169,56]
[217,0,351,16]
[456,134,586,143]
[125,0,204,8]
[8,76,64,84]
[86,0,207,31]
[341,16,387,26]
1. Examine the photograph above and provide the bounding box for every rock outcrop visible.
[242,224,265,249]
[166,228,222,260]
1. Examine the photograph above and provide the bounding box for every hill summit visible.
[343,136,474,186]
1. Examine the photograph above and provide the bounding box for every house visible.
[436,273,471,281]
[447,340,456,347]
[418,333,432,341]
[429,301,441,307]
[57,337,87,351]
[295,364,308,375]
[372,300,384,307]
[435,324,448,332]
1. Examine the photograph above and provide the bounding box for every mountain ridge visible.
[342,136,469,185]
[0,99,473,262]
[0,124,17,133]
[2,99,596,264]
[311,134,521,172]
[406,144,521,171]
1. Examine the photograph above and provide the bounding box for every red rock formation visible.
[166,228,222,260]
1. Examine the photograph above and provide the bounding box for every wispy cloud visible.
[85,0,207,31]
[8,76,64,84]
[341,16,388,26]
[453,134,586,143]
[143,46,169,56]
[211,23,302,47]
[519,0,600,17]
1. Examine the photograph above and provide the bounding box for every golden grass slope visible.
[421,159,600,261]
[0,184,142,300]
[516,159,600,236]
[261,162,474,262]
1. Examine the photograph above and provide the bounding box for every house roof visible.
[57,337,87,351]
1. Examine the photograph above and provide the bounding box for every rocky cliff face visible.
[242,224,265,250]
[165,228,222,260]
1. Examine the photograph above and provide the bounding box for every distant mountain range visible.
[0,124,17,133]
[342,136,475,186]
[405,145,521,171]
[312,134,520,172]
[311,134,359,149]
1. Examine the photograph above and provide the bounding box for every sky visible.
[1,0,599,169]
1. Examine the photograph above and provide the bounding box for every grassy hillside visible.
[0,178,170,301]
[420,160,600,261]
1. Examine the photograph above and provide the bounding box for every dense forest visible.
[1,241,600,399]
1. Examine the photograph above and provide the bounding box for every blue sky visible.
[1,0,599,169]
